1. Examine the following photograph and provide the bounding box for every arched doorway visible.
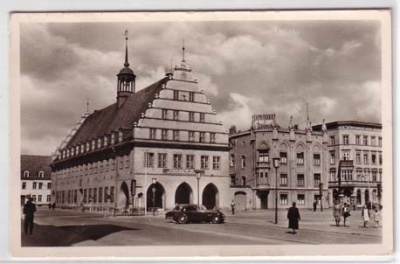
[147,182,165,210]
[365,189,370,203]
[175,182,193,204]
[202,183,219,209]
[117,181,130,209]
[356,189,361,205]
[234,191,247,211]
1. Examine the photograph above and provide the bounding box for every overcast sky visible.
[20,20,382,155]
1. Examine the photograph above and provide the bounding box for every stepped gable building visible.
[313,121,383,208]
[51,36,231,213]
[228,114,329,210]
[21,155,52,206]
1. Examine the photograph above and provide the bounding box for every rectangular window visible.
[330,151,336,165]
[161,129,168,140]
[297,174,305,187]
[379,154,382,165]
[150,128,156,139]
[363,136,368,146]
[188,131,195,142]
[330,136,335,145]
[372,171,377,182]
[189,92,195,102]
[104,187,109,202]
[210,133,216,143]
[186,155,195,169]
[201,155,209,170]
[145,153,155,167]
[110,186,115,203]
[356,153,361,164]
[22,182,26,189]
[297,152,304,165]
[364,154,369,164]
[313,154,321,166]
[371,154,377,164]
[314,173,321,187]
[38,195,42,202]
[343,135,349,145]
[173,90,179,100]
[173,130,180,141]
[355,135,361,145]
[158,153,167,168]
[258,152,269,163]
[200,113,205,123]
[371,136,376,146]
[119,158,123,170]
[199,132,205,142]
[89,188,92,202]
[297,194,305,205]
[378,137,382,147]
[173,110,179,120]
[241,156,246,168]
[280,174,288,186]
[83,189,87,203]
[125,155,129,168]
[162,109,168,119]
[39,182,43,189]
[280,152,287,164]
[46,195,51,202]
[93,188,97,203]
[33,182,37,189]
[213,156,221,170]
[229,155,235,167]
[342,170,353,181]
[189,112,195,122]
[173,154,182,169]
[280,194,288,205]
[99,187,103,203]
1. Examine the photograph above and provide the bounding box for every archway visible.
[175,182,193,204]
[356,189,361,205]
[365,189,370,204]
[117,181,130,209]
[202,183,219,209]
[234,191,247,211]
[147,182,165,210]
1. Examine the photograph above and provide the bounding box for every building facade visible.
[21,155,52,206]
[229,115,329,210]
[51,39,231,213]
[313,121,383,208]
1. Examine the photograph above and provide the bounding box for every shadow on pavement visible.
[21,221,139,247]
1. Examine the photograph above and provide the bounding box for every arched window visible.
[23,171,29,178]
[38,171,44,178]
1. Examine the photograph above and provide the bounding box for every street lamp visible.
[272,157,280,224]
[152,178,157,216]
[195,170,202,205]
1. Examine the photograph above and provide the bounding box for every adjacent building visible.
[50,38,231,213]
[21,155,52,206]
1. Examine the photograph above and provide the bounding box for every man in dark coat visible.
[287,202,301,234]
[23,197,36,235]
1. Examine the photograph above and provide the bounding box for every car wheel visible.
[178,214,188,224]
[211,215,222,224]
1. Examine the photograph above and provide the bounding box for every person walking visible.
[313,200,317,212]
[333,202,342,227]
[287,202,301,234]
[373,207,381,228]
[362,204,370,228]
[342,203,351,227]
[23,197,36,235]
[230,200,235,215]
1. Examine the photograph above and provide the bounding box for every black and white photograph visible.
[10,11,392,258]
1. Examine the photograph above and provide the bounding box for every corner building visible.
[51,42,230,213]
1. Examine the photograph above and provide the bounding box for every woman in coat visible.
[287,202,301,234]
[333,202,342,226]
[362,204,370,228]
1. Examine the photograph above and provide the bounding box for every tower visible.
[117,30,136,107]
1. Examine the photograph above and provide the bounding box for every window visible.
[379,154,382,165]
[371,154,377,164]
[98,138,102,149]
[39,182,43,189]
[111,134,115,145]
[241,156,246,168]
[110,186,115,203]
[363,136,368,146]
[229,155,235,167]
[258,152,269,163]
[125,155,130,168]
[173,90,179,100]
[355,135,361,145]
[343,135,349,145]
[104,187,109,202]
[46,195,51,202]
[119,131,123,142]
[213,156,221,170]
[199,132,205,142]
[364,154,369,164]
[372,171,377,182]
[356,169,362,181]
[145,153,155,167]
[343,151,350,161]
[356,153,361,164]
[150,128,156,139]
[104,136,108,147]
[297,174,305,187]
[173,154,182,169]
[86,142,91,151]
[173,130,180,141]
[186,155,195,169]
[92,140,96,150]
[38,195,42,202]
[330,169,337,181]
[280,152,287,164]
[38,171,44,177]
[297,194,305,205]
[33,182,37,189]
[371,136,376,146]
[280,174,288,186]
[81,144,85,153]
[201,155,209,169]
[161,129,168,140]
[297,152,304,165]
[23,171,29,178]
[188,131,195,142]
[330,151,336,165]
[22,182,26,189]
[314,174,321,187]
[173,110,179,120]
[32,195,37,202]
[341,170,353,181]
[162,109,169,119]
[313,154,321,166]
[189,112,194,122]
[99,187,103,203]
[200,113,205,123]
[189,92,195,102]
[158,153,167,168]
[280,194,288,205]
[330,136,335,145]
[210,133,216,143]
[111,159,115,171]
[93,188,97,203]
[378,137,382,147]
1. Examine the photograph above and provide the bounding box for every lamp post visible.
[152,178,156,216]
[272,157,280,224]
[194,170,203,206]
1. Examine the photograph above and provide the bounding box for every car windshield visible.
[199,205,208,211]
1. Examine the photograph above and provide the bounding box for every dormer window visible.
[97,138,102,149]
[104,136,108,146]
[92,140,96,150]
[76,146,80,155]
[119,131,123,142]
[38,171,44,178]
[86,142,90,152]
[111,133,115,145]
[71,148,75,156]
[23,171,29,178]
[80,144,84,153]
[67,149,70,158]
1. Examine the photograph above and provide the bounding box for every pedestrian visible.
[373,207,381,228]
[313,200,317,212]
[52,202,56,210]
[287,202,301,234]
[48,203,51,210]
[362,204,370,228]
[342,203,351,227]
[231,200,235,215]
[333,202,342,227]
[23,197,36,235]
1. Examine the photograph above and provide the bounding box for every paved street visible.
[21,207,382,247]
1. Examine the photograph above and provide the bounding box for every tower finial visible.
[86,97,90,113]
[124,30,129,67]
[182,39,186,63]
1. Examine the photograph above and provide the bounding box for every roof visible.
[66,77,169,147]
[21,155,52,180]
[312,121,382,131]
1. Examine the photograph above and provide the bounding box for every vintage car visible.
[165,204,225,224]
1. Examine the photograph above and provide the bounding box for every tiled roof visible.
[21,155,52,180]
[66,77,169,147]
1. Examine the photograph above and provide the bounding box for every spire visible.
[182,39,186,63]
[124,30,129,67]
[86,97,90,113]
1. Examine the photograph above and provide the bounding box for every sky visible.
[20,19,382,155]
